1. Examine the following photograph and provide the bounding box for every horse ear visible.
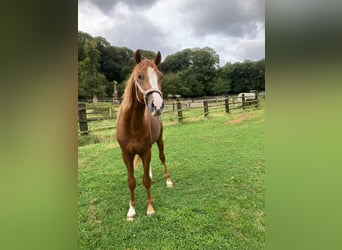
[154,51,161,66]
[135,49,141,64]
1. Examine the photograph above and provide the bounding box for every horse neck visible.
[124,92,147,130]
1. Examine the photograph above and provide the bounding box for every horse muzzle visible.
[146,91,164,117]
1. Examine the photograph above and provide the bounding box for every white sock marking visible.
[166,179,173,187]
[127,201,136,219]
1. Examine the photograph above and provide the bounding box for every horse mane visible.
[119,71,136,114]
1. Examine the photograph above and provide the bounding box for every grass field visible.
[78,104,265,249]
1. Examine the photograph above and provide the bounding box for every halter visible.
[135,80,163,105]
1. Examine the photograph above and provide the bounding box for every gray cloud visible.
[182,0,264,38]
[79,0,158,14]
[104,7,168,54]
[78,0,265,64]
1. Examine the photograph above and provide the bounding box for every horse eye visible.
[138,74,144,80]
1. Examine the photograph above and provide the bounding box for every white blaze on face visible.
[147,67,163,109]
[147,67,158,89]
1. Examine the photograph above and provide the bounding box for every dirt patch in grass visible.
[78,134,110,146]
[226,112,258,125]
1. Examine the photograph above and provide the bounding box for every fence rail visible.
[78,94,263,135]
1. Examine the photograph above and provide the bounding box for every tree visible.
[209,67,230,95]
[161,72,191,98]
[139,50,157,61]
[160,47,220,97]
[160,48,193,73]
[178,68,203,97]
[78,39,109,101]
[78,31,265,99]
[78,31,93,61]
[220,59,264,94]
[254,59,265,91]
[191,47,220,95]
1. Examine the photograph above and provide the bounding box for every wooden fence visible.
[78,103,117,135]
[78,94,261,135]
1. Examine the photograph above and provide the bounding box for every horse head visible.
[134,49,164,117]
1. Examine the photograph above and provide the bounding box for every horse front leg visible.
[122,151,136,221]
[141,150,155,216]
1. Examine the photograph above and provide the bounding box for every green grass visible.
[78,104,265,249]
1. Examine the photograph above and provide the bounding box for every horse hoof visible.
[126,216,135,221]
[166,180,173,188]
[146,211,155,217]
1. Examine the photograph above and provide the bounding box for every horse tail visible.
[133,154,141,170]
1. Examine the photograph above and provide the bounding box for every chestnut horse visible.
[116,50,173,221]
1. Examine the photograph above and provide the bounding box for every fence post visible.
[255,91,259,107]
[176,98,183,122]
[242,94,246,109]
[224,95,230,113]
[203,99,209,117]
[78,103,89,135]
[109,106,112,119]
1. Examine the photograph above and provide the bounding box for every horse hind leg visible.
[134,154,152,179]
[156,135,173,188]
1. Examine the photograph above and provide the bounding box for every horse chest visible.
[117,132,152,154]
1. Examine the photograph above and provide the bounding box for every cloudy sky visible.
[78,0,264,66]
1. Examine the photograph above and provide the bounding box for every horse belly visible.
[131,140,151,154]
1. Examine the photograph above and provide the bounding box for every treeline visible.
[78,31,264,100]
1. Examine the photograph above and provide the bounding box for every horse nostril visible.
[153,109,161,116]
